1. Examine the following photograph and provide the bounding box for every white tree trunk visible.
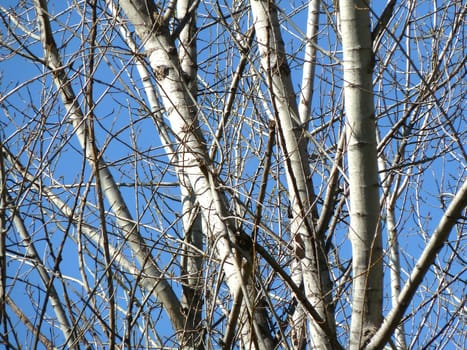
[176,2,204,347]
[294,1,321,347]
[103,11,206,346]
[249,1,338,349]
[298,0,320,126]
[116,1,276,348]
[33,0,187,337]
[377,150,408,350]
[339,0,383,348]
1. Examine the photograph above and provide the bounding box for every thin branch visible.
[6,296,58,350]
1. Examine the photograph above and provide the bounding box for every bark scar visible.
[153,65,170,80]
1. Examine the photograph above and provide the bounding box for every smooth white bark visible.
[295,1,320,346]
[33,0,186,335]
[116,0,276,348]
[249,1,337,348]
[105,11,205,344]
[366,178,467,350]
[176,2,204,346]
[378,149,408,349]
[339,0,383,348]
[298,0,320,126]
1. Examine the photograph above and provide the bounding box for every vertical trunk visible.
[249,1,337,349]
[377,145,407,350]
[177,2,204,348]
[294,1,320,347]
[116,1,276,348]
[109,1,204,345]
[180,187,204,349]
[339,1,383,348]
[298,0,320,126]
[386,204,407,348]
[177,0,198,99]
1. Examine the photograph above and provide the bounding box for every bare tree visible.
[0,0,465,349]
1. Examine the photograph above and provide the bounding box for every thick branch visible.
[33,0,185,335]
[366,178,467,350]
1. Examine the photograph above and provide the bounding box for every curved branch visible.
[32,0,185,334]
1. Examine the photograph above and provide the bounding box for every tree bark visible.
[339,0,383,348]
[249,1,338,349]
[366,178,467,350]
[176,2,205,347]
[33,0,186,337]
[116,0,277,348]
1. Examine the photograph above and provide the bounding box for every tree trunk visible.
[176,2,205,347]
[339,0,383,348]
[249,1,337,349]
[116,0,276,348]
[33,0,186,338]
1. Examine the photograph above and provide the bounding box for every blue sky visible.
[0,0,465,348]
